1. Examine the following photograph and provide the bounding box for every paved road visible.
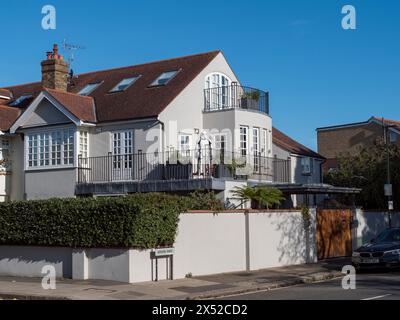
[223,270,400,300]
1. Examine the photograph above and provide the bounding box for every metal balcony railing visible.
[77,150,291,184]
[204,84,269,115]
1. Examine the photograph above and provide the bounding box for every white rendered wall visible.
[0,210,316,283]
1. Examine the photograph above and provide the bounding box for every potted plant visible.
[241,90,260,110]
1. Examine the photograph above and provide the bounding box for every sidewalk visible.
[0,258,349,300]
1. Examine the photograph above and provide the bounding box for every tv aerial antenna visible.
[62,39,86,77]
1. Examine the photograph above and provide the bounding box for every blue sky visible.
[1,0,399,150]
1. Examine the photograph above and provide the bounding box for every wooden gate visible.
[316,209,353,260]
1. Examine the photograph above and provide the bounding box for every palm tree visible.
[232,186,285,209]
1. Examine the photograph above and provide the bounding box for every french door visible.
[112,131,134,181]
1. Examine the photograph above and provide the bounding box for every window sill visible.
[25,165,76,172]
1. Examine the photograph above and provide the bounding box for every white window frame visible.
[205,73,232,110]
[214,133,227,152]
[25,127,76,170]
[0,138,10,171]
[112,130,134,170]
[178,134,192,157]
[0,138,10,160]
[78,130,89,159]
[262,129,268,156]
[240,126,249,157]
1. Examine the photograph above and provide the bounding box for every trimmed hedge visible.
[0,192,223,249]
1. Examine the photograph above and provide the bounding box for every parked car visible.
[352,228,400,270]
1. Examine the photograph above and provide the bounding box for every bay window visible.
[27,128,75,168]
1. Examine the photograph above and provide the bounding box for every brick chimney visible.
[41,44,69,91]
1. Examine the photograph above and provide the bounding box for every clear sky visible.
[1,0,399,150]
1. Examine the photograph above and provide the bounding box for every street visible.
[223,270,400,300]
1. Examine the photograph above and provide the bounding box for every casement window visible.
[253,128,260,171]
[301,157,313,175]
[262,129,268,156]
[0,138,10,163]
[27,128,75,168]
[240,126,249,157]
[79,131,89,158]
[253,128,260,155]
[113,131,134,170]
[214,134,227,152]
[179,134,191,157]
[205,73,232,110]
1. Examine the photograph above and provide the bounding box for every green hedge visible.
[0,192,223,249]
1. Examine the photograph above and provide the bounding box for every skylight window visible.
[149,70,180,87]
[78,82,102,96]
[9,95,33,107]
[109,76,141,93]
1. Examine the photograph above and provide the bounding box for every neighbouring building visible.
[0,44,356,206]
[271,127,325,207]
[317,116,400,173]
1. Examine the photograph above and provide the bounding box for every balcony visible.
[204,84,269,115]
[76,150,290,195]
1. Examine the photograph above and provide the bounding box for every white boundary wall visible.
[0,209,317,283]
[353,209,400,248]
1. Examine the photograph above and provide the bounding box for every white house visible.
[0,45,325,204]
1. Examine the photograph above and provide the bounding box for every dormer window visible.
[149,70,180,87]
[109,76,141,93]
[78,82,102,96]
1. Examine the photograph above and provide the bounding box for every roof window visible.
[149,70,180,87]
[78,82,102,96]
[109,76,141,93]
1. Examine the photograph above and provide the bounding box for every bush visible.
[0,193,213,249]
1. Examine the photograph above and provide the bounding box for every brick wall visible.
[317,122,385,159]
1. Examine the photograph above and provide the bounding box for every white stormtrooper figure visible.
[196,132,213,177]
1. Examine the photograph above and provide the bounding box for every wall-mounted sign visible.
[385,184,393,197]
[154,248,175,257]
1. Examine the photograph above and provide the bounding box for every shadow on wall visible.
[267,212,314,265]
[360,212,400,245]
[0,246,72,279]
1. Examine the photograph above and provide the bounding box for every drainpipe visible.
[156,119,166,163]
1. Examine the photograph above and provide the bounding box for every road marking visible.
[362,294,392,301]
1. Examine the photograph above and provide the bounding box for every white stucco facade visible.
[3,52,280,201]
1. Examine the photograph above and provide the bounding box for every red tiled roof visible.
[0,89,11,98]
[273,127,325,159]
[44,88,96,123]
[2,51,221,123]
[371,116,400,128]
[0,105,21,131]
